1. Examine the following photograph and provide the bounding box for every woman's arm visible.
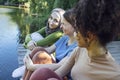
[45,44,56,53]
[23,27,46,48]
[36,27,46,37]
[55,47,78,77]
[36,31,63,46]
[23,34,32,48]
[24,54,68,71]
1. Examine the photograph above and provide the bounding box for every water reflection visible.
[0,8,19,80]
[0,8,13,13]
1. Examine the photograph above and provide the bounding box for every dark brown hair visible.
[74,0,120,46]
[63,9,76,27]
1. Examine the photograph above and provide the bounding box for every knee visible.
[30,68,62,80]
[32,51,53,64]
[29,68,52,80]
[30,47,42,58]
[37,68,52,73]
[30,47,48,58]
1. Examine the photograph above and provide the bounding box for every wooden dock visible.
[17,41,120,67]
[17,44,27,67]
[106,41,120,64]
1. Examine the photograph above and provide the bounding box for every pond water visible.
[0,8,20,80]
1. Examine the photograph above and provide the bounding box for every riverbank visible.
[0,5,30,10]
[0,5,19,9]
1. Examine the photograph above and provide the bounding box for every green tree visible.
[53,0,79,9]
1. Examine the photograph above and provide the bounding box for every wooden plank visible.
[17,41,120,67]
[17,44,27,67]
[107,41,120,64]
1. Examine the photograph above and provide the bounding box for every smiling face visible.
[48,12,61,29]
[60,17,75,36]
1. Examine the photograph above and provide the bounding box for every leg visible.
[23,50,54,80]
[23,69,33,80]
[32,51,54,64]
[23,47,50,80]
[29,47,48,58]
[30,68,62,80]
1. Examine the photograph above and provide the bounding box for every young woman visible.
[23,8,65,50]
[23,9,77,80]
[12,8,65,79]
[29,0,120,80]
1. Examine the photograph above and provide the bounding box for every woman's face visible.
[48,12,61,29]
[60,17,74,36]
[75,31,88,47]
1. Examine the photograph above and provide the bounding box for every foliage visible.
[29,0,55,31]
[1,0,79,42]
[28,0,79,32]
[1,0,79,32]
[53,0,79,10]
[1,0,120,41]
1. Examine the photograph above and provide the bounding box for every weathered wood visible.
[17,44,27,67]
[106,41,120,64]
[17,41,120,67]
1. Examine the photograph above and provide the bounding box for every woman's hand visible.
[24,54,34,70]
[27,40,37,50]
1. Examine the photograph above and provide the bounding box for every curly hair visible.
[73,0,120,46]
